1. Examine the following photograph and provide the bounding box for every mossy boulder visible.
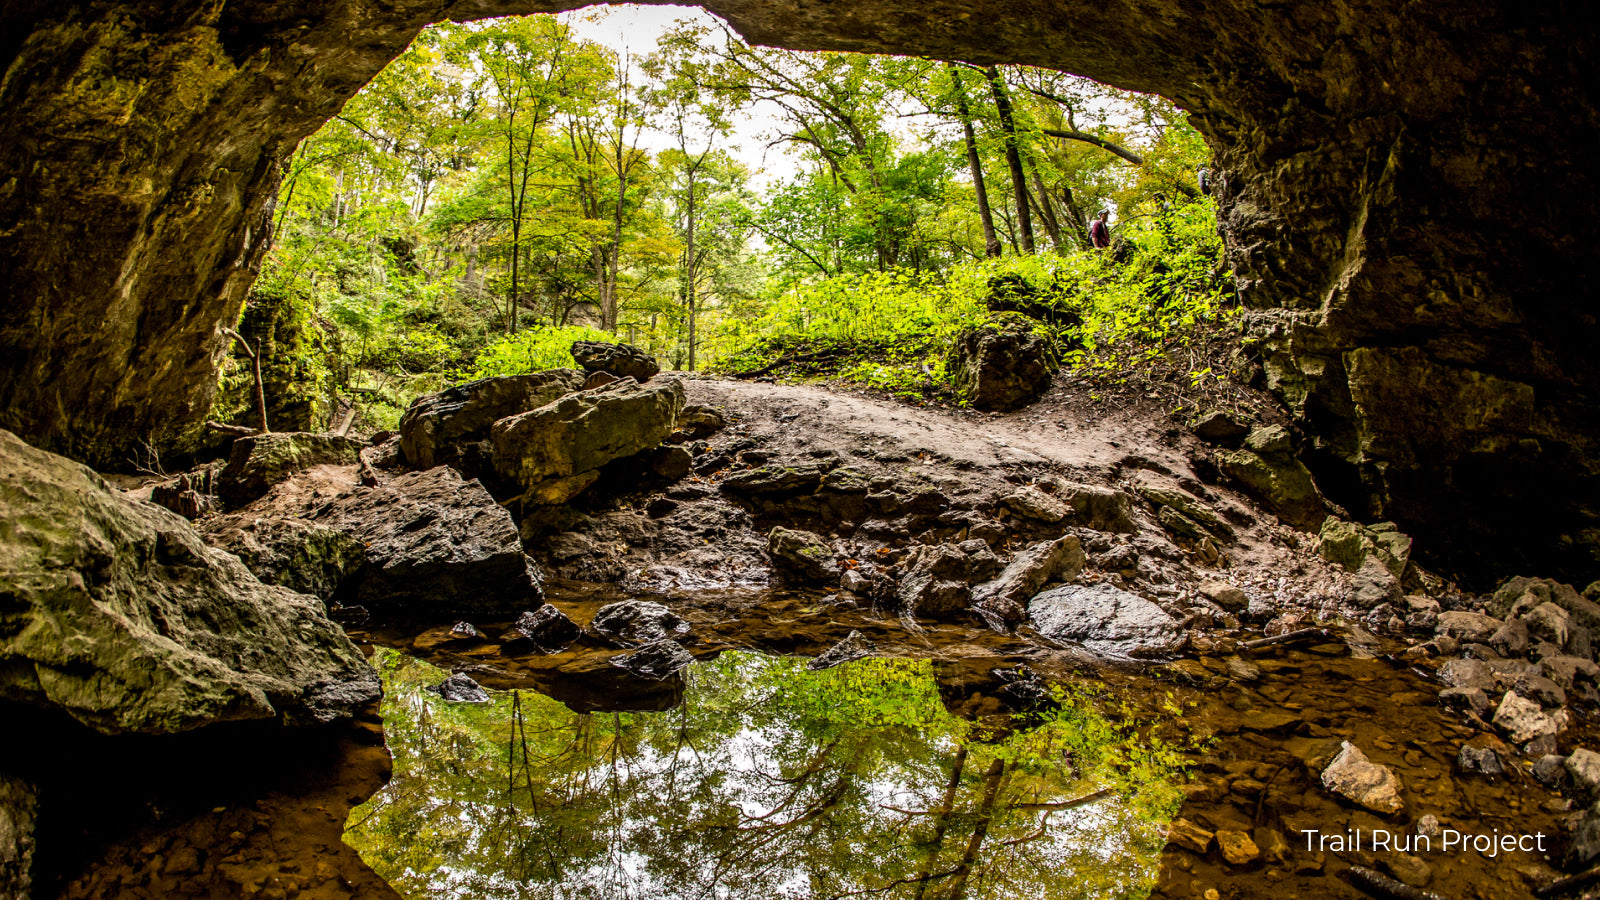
[0,428,378,734]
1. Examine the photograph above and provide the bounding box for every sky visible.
[559,4,808,188]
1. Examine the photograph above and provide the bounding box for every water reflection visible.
[346,649,1175,899]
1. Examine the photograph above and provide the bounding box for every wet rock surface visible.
[311,467,543,613]
[1029,584,1181,658]
[591,601,692,647]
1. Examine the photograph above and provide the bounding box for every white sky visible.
[560,4,808,188]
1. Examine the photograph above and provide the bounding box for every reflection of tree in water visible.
[346,650,1179,899]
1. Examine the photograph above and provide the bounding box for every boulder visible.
[571,340,661,382]
[972,536,1085,607]
[1213,426,1327,529]
[511,605,581,653]
[1439,657,1498,693]
[1315,518,1411,577]
[1167,817,1214,854]
[1000,487,1071,523]
[0,429,378,734]
[1191,411,1250,445]
[311,467,542,612]
[491,377,685,504]
[1320,741,1404,814]
[767,527,839,584]
[1434,611,1503,644]
[216,431,361,506]
[397,370,585,470]
[897,543,1002,618]
[676,404,726,439]
[1028,584,1182,657]
[1216,830,1260,866]
[1056,481,1139,533]
[947,323,1055,411]
[610,640,694,680]
[591,601,690,647]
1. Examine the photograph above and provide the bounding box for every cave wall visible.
[1,0,1595,582]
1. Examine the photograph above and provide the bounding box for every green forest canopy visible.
[241,11,1225,430]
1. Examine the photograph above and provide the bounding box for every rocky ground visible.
[15,351,1600,900]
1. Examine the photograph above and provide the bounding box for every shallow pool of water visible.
[345,649,1178,899]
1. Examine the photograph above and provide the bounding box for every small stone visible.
[1439,687,1491,715]
[1381,853,1433,888]
[1200,580,1249,612]
[810,631,875,670]
[1566,749,1600,801]
[590,600,690,647]
[428,673,490,703]
[1320,741,1404,814]
[512,604,580,652]
[1533,754,1569,788]
[1417,815,1442,839]
[840,569,870,595]
[1216,830,1260,865]
[1456,745,1504,777]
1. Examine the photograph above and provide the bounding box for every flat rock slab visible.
[312,467,542,612]
[1028,583,1181,657]
[398,370,584,470]
[0,428,377,734]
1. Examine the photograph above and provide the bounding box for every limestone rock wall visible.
[0,0,1595,579]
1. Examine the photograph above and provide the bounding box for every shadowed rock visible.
[311,467,543,612]
[0,429,378,734]
[610,640,694,681]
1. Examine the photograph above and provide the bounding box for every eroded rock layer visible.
[0,0,1595,578]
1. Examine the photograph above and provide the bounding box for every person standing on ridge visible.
[1089,210,1111,250]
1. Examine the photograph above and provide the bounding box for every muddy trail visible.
[44,373,1600,900]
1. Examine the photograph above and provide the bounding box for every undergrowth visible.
[708,200,1243,408]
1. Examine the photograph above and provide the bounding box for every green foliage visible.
[710,198,1230,396]
[347,649,1183,899]
[471,324,614,377]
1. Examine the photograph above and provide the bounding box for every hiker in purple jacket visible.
[1089,210,1111,249]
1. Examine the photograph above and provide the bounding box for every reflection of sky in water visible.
[345,650,1170,899]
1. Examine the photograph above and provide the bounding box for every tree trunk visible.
[949,64,1001,258]
[1029,162,1065,252]
[684,167,698,371]
[984,66,1034,254]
